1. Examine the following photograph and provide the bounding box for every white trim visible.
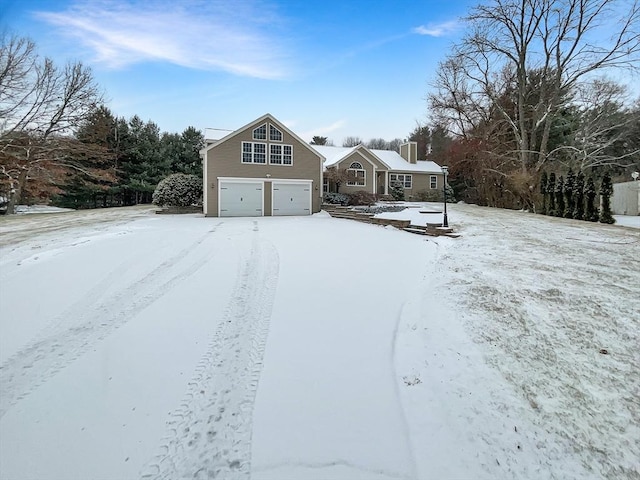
[253,123,267,140]
[202,113,325,165]
[347,162,366,187]
[372,165,377,194]
[269,123,283,142]
[271,181,313,216]
[385,171,389,195]
[203,153,208,215]
[217,178,265,217]
[241,141,267,164]
[390,173,413,189]
[269,143,294,166]
[335,149,378,170]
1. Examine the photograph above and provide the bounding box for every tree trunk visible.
[6,169,29,215]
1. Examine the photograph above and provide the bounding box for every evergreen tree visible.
[584,177,598,222]
[555,175,565,217]
[539,171,548,215]
[598,173,615,224]
[564,169,575,218]
[547,172,556,216]
[573,171,585,220]
[389,181,405,201]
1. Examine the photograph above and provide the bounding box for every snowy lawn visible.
[0,205,638,480]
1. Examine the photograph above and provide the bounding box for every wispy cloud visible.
[33,0,291,79]
[412,20,459,38]
[298,119,346,142]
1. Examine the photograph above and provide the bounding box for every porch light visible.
[442,165,449,228]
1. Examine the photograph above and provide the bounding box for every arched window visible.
[347,162,365,186]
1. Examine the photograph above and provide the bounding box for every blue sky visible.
[1,0,478,143]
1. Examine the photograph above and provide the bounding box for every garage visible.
[272,182,311,216]
[219,181,263,217]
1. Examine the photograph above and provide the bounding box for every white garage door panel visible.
[220,182,263,217]
[273,183,311,216]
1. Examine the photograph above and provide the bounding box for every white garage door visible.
[219,182,263,217]
[272,182,311,216]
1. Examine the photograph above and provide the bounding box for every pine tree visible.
[555,175,565,217]
[547,172,556,216]
[540,171,548,215]
[598,173,615,224]
[564,169,575,218]
[584,177,598,222]
[573,171,585,220]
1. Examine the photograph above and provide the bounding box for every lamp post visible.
[441,165,449,227]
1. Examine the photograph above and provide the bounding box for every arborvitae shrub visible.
[547,173,556,216]
[584,177,598,222]
[555,175,565,217]
[599,173,615,224]
[540,171,548,215]
[152,173,202,207]
[564,169,575,219]
[573,171,585,220]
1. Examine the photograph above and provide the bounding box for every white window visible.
[269,124,283,142]
[253,124,267,140]
[270,144,282,164]
[323,177,328,192]
[283,145,292,165]
[430,175,437,189]
[242,141,267,164]
[390,173,412,189]
[347,162,366,186]
[269,144,293,165]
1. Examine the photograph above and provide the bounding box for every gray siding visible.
[204,118,323,216]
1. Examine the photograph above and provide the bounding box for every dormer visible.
[399,141,418,164]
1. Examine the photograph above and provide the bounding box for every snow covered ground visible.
[0,205,638,480]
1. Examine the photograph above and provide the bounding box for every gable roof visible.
[201,113,325,162]
[371,149,442,173]
[309,145,442,173]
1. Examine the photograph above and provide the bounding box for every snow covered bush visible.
[389,181,405,201]
[347,191,376,206]
[323,192,349,205]
[415,190,441,202]
[152,173,202,207]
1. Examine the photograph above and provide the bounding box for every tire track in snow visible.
[141,221,279,480]
[0,223,223,419]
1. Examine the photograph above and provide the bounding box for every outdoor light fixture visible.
[441,165,449,228]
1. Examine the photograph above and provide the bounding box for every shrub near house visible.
[153,173,202,210]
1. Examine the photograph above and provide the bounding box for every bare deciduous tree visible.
[429,0,640,207]
[0,34,107,213]
[342,136,363,147]
[549,79,640,171]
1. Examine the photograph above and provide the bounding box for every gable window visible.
[390,173,412,189]
[269,124,283,142]
[269,144,293,165]
[430,175,437,189]
[347,162,366,186]
[242,141,267,164]
[253,124,267,140]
